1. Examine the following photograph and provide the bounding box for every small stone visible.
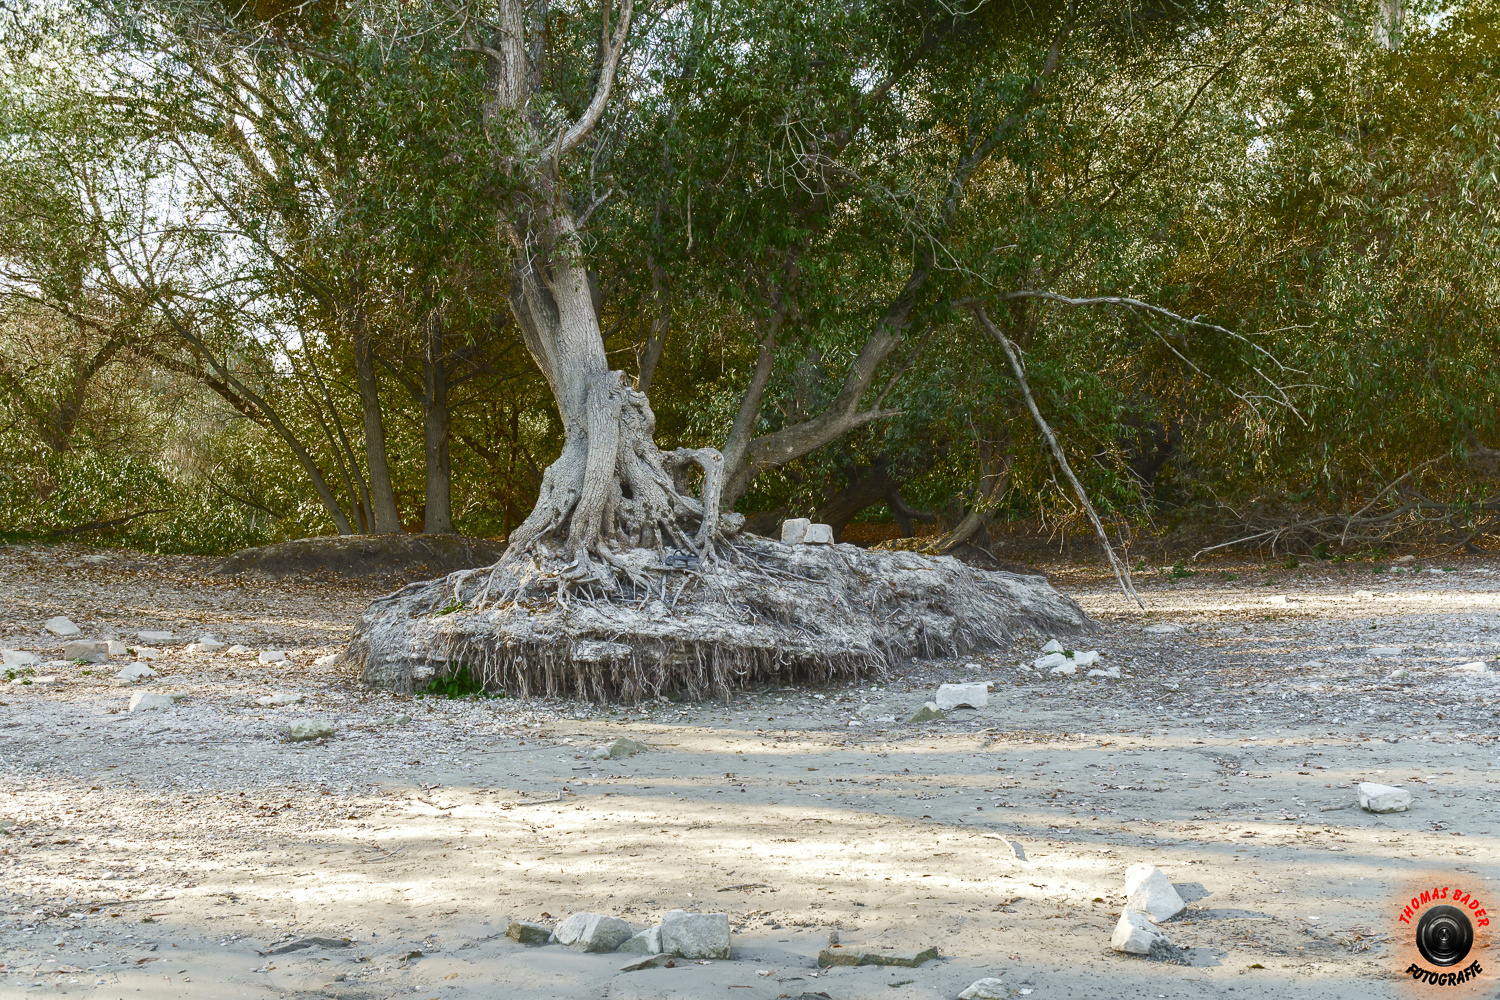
[63,640,109,663]
[105,640,128,657]
[1040,639,1063,653]
[959,979,1008,1000]
[284,719,335,742]
[382,714,413,726]
[1368,646,1403,657]
[817,944,938,968]
[137,630,174,643]
[1111,909,1169,955]
[1263,595,1288,605]
[44,616,80,637]
[618,952,674,972]
[1048,661,1078,676]
[1455,661,1488,673]
[1033,652,1068,670]
[905,702,946,724]
[1141,624,1183,634]
[1086,666,1122,679]
[132,646,162,659]
[504,920,553,945]
[605,737,647,758]
[780,518,811,544]
[802,523,834,544]
[659,910,731,959]
[256,692,305,707]
[552,913,634,953]
[1071,650,1100,667]
[127,692,176,712]
[1124,863,1186,921]
[1,650,39,667]
[313,654,337,665]
[934,683,988,710]
[186,639,226,653]
[225,645,251,655]
[1358,782,1412,813]
[618,926,662,955]
[114,663,157,683]
[1353,590,1375,599]
[1394,554,1416,564]
[258,650,288,664]
[1299,660,1324,668]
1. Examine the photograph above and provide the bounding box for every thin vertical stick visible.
[969,302,1144,609]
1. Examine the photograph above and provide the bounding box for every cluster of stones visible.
[506,909,730,968]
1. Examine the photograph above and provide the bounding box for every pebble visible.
[587,737,647,760]
[1124,863,1186,921]
[62,641,109,663]
[44,616,80,637]
[660,910,731,959]
[284,719,335,741]
[1110,909,1170,955]
[136,631,174,643]
[114,663,158,683]
[1086,666,1122,679]
[186,639,226,653]
[504,920,553,946]
[905,702,946,724]
[256,692,306,707]
[1358,781,1412,813]
[1141,624,1184,634]
[802,523,834,544]
[225,645,251,655]
[127,692,177,712]
[1369,646,1404,657]
[1040,639,1063,653]
[1455,661,1488,673]
[934,683,988,710]
[960,979,1008,1000]
[258,650,289,664]
[552,913,634,952]
[1,650,39,667]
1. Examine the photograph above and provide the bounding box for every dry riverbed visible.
[1,543,1498,999]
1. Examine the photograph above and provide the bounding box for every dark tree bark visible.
[352,316,404,534]
[422,310,454,534]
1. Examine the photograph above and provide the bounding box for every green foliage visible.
[422,665,499,700]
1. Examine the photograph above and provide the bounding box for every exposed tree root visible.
[344,536,1091,702]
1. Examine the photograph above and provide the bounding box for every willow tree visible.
[345,0,1089,700]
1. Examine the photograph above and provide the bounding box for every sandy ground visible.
[1,543,1498,999]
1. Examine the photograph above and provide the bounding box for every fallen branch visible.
[968,302,1143,609]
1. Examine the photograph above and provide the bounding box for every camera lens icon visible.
[1415,904,1474,968]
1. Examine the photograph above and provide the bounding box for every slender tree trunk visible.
[352,318,403,534]
[422,310,454,534]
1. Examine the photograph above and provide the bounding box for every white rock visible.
[552,913,634,952]
[258,650,289,664]
[137,630,174,643]
[780,518,811,544]
[1049,662,1078,676]
[225,644,251,655]
[132,646,161,659]
[1141,624,1183,634]
[313,654,337,666]
[1352,590,1375,599]
[20,675,58,686]
[1,650,39,667]
[1455,661,1488,673]
[1071,650,1100,667]
[1111,909,1169,955]
[285,719,335,741]
[1033,652,1069,670]
[44,616,80,637]
[256,691,305,707]
[1299,660,1324,668]
[1124,863,1185,921]
[618,926,662,955]
[114,663,157,683]
[1394,554,1415,564]
[105,640,128,657]
[959,979,1008,999]
[127,691,176,712]
[659,910,731,959]
[1040,639,1064,653]
[1368,646,1404,657]
[1087,666,1122,679]
[934,683,989,710]
[1263,595,1288,605]
[62,641,109,663]
[186,640,226,653]
[1358,782,1412,813]
[802,523,834,544]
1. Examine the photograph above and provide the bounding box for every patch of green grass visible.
[1282,555,1300,569]
[1170,562,1194,578]
[437,599,467,616]
[422,665,501,700]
